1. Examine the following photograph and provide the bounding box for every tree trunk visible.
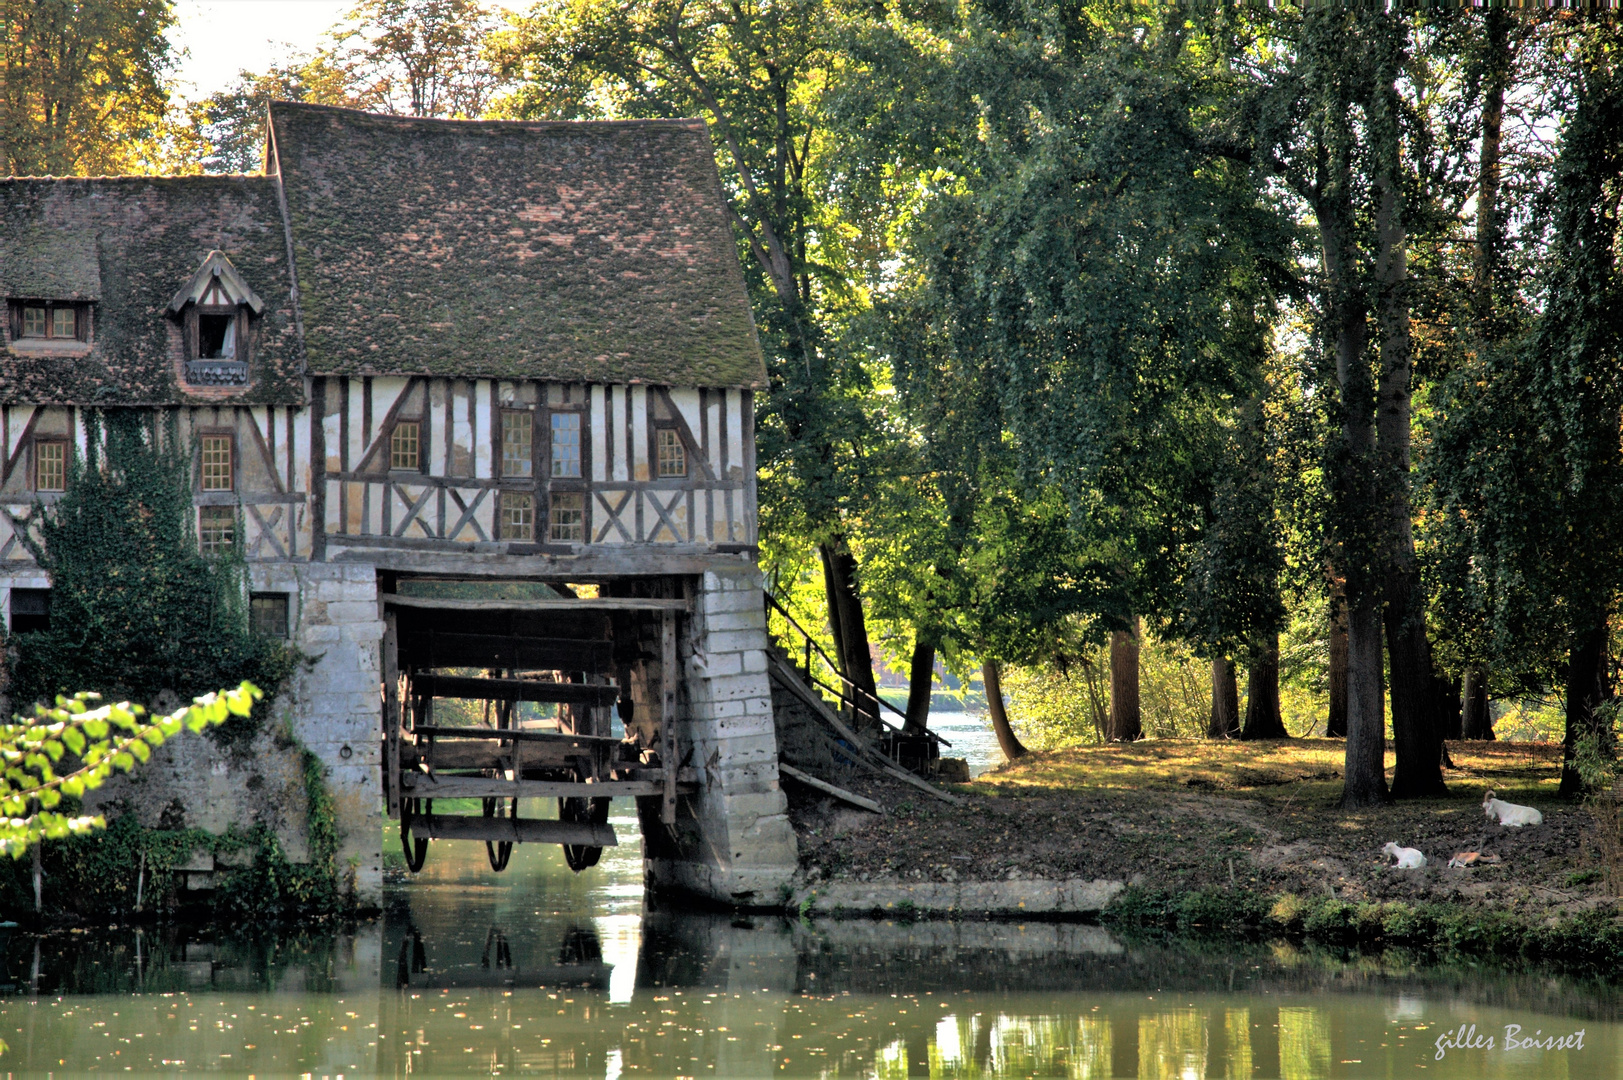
[1462,667,1494,740]
[1208,656,1240,738]
[1559,619,1613,797]
[982,658,1026,761]
[1108,620,1142,741]
[1327,589,1349,738]
[1240,635,1288,739]
[1318,149,1386,806]
[903,638,934,734]
[1439,674,1462,741]
[1386,573,1446,798]
[820,541,880,732]
[1374,124,1446,801]
[1342,598,1389,807]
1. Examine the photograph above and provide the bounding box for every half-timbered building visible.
[0,102,798,907]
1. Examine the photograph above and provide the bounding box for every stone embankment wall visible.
[79,563,383,907]
[641,566,799,905]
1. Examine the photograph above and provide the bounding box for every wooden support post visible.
[661,608,678,825]
[383,611,401,819]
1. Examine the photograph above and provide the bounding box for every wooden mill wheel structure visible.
[380,588,694,873]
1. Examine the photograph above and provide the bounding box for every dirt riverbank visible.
[785,739,1620,941]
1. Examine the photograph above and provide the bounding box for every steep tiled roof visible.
[270,102,766,387]
[0,177,303,405]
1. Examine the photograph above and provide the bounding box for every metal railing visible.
[763,592,948,749]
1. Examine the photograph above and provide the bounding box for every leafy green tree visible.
[830,0,1290,741]
[0,686,258,857]
[1423,16,1623,797]
[0,0,177,175]
[199,55,356,174]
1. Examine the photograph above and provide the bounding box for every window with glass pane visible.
[199,506,235,553]
[21,307,45,337]
[51,307,75,338]
[501,412,533,477]
[250,593,290,638]
[550,413,581,477]
[656,428,686,477]
[499,491,534,540]
[391,421,420,470]
[34,442,65,492]
[549,492,584,542]
[201,435,233,490]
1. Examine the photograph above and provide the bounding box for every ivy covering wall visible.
[1,409,340,919]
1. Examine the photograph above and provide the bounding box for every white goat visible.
[1482,790,1543,827]
[1383,842,1427,869]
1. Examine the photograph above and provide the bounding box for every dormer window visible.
[168,251,264,388]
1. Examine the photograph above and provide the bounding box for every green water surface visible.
[0,802,1617,1078]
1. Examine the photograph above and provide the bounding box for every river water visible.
[0,800,1618,1077]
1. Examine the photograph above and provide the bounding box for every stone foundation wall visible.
[4,563,384,909]
[640,566,799,906]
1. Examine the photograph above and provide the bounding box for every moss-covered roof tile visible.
[0,176,303,405]
[270,102,765,388]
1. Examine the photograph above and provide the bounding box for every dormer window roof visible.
[168,251,266,317]
[170,251,262,388]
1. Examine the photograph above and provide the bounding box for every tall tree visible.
[835,1,1290,729]
[1424,16,1623,796]
[336,0,500,118]
[199,56,356,174]
[0,0,177,176]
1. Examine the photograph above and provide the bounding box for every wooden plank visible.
[383,593,690,614]
[778,762,884,814]
[329,544,758,577]
[401,632,614,672]
[661,608,678,825]
[383,611,401,819]
[410,813,617,847]
[408,724,618,745]
[398,774,677,799]
[766,652,965,807]
[412,673,620,704]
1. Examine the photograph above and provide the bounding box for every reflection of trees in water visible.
[0,924,345,996]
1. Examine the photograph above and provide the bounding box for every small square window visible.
[9,588,50,634]
[391,421,420,471]
[51,307,75,338]
[499,491,533,541]
[501,412,533,477]
[199,506,235,553]
[250,592,290,638]
[20,307,45,338]
[550,412,581,478]
[656,427,686,478]
[200,435,233,491]
[549,492,584,543]
[34,442,66,492]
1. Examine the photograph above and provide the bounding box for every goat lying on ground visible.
[1383,842,1426,869]
[1483,790,1543,827]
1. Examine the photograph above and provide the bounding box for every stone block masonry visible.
[642,565,799,906]
[70,562,383,909]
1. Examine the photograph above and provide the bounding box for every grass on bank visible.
[968,738,1562,807]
